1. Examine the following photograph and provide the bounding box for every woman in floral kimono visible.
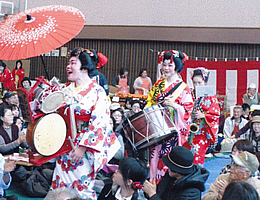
[51,48,120,199]
[183,67,220,165]
[146,50,193,182]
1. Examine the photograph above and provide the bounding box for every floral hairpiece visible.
[132,182,143,190]
[67,48,92,58]
[158,50,188,64]
[190,67,210,80]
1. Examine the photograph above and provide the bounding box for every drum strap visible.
[169,82,187,102]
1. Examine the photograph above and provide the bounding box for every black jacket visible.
[150,165,209,200]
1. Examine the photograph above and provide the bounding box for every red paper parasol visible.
[0,5,85,60]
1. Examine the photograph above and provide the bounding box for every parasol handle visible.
[40,55,50,80]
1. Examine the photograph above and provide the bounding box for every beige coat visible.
[202,173,260,200]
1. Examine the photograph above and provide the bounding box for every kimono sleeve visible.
[203,96,220,143]
[78,87,120,160]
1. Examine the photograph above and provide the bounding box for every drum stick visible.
[69,105,77,140]
[68,136,75,151]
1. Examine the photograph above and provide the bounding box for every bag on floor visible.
[22,170,50,197]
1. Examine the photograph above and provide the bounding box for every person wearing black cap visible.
[143,146,209,200]
[0,91,16,109]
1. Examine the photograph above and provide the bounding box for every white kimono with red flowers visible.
[51,80,120,199]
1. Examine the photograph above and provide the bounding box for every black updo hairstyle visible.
[192,69,209,83]
[15,60,23,70]
[70,47,95,71]
[163,51,185,73]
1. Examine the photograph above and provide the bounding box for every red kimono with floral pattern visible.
[183,94,220,165]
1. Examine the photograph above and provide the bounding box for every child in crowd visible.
[98,157,148,200]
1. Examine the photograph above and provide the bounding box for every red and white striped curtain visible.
[181,60,260,108]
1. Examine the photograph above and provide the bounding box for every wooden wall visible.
[29,39,260,93]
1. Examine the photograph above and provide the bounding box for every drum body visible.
[122,104,177,150]
[36,86,64,113]
[27,113,67,156]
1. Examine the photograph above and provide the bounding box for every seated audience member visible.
[13,117,23,132]
[20,77,31,91]
[0,106,27,155]
[0,154,16,200]
[11,105,19,118]
[242,103,251,120]
[248,115,260,152]
[44,187,81,200]
[243,83,260,106]
[98,157,148,200]
[222,181,259,200]
[234,109,260,138]
[0,92,16,109]
[126,99,142,118]
[124,97,133,110]
[202,151,260,200]
[143,146,209,200]
[111,108,124,132]
[0,106,28,182]
[131,100,142,114]
[220,139,254,174]
[223,105,249,139]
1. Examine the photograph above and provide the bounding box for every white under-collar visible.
[115,187,133,200]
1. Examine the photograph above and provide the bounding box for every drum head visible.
[41,91,64,113]
[33,113,66,156]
